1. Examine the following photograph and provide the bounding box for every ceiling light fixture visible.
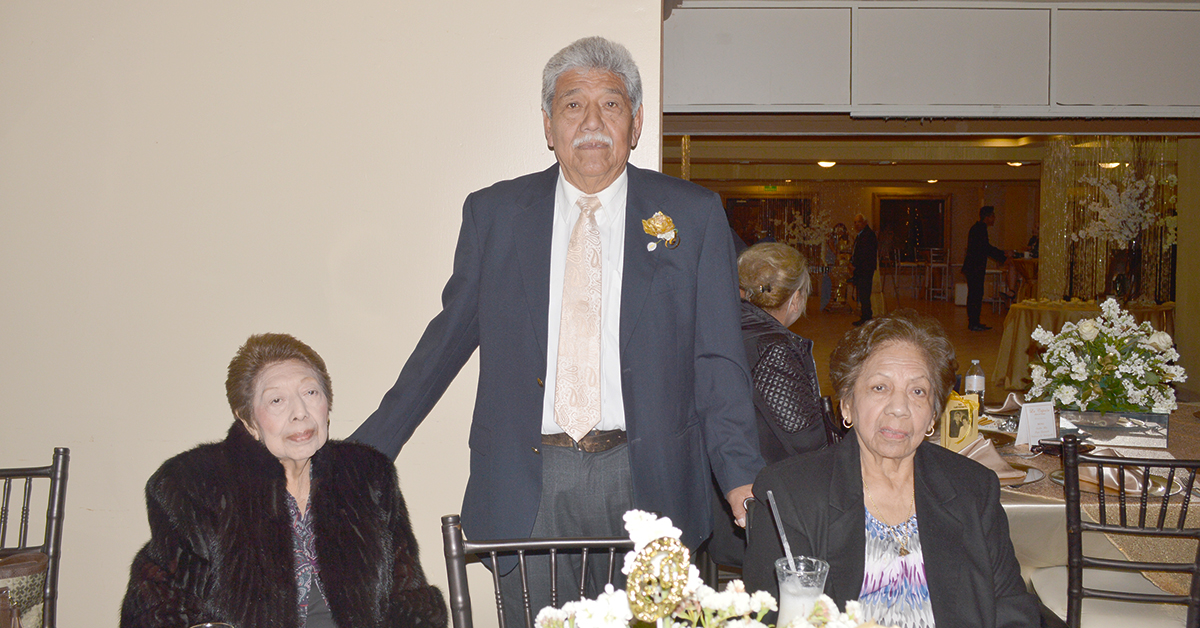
[927,179,938,184]
[1007,162,1023,167]
[817,161,836,168]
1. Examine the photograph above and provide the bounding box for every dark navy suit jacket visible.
[352,163,764,551]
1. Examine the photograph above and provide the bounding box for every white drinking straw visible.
[766,489,795,569]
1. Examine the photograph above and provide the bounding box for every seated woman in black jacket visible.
[744,312,1037,627]
[121,333,447,628]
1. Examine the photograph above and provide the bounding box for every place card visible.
[1015,401,1057,446]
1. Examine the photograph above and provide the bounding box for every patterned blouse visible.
[285,492,323,625]
[859,508,936,628]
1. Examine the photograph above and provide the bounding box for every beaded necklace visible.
[864,483,915,557]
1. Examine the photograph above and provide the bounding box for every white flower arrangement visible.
[535,510,890,628]
[1028,298,1186,414]
[784,208,833,248]
[1072,171,1176,250]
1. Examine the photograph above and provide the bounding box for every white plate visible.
[1000,463,1045,487]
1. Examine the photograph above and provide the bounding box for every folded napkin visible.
[1078,447,1146,493]
[959,435,1026,480]
[985,392,1025,415]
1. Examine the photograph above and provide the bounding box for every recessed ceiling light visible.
[817,161,836,168]
[1007,162,1023,167]
[927,179,938,183]
[1099,162,1120,169]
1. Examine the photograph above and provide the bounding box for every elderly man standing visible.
[351,37,763,618]
[849,213,877,326]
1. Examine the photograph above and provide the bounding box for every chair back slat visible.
[1158,468,1177,530]
[1180,471,1197,530]
[1061,435,1200,628]
[549,548,559,609]
[440,514,634,628]
[19,478,34,548]
[1,478,11,547]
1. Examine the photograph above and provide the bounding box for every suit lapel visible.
[515,165,558,357]
[826,436,867,601]
[620,165,661,352]
[913,444,965,623]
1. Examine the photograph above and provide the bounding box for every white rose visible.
[1148,330,1173,352]
[1077,319,1100,342]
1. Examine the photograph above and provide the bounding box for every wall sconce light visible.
[817,161,836,168]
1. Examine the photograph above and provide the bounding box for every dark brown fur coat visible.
[121,422,447,628]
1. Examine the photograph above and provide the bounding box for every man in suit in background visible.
[351,36,763,620]
[963,205,1008,331]
[849,213,877,326]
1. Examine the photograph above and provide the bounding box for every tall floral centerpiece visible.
[1028,298,1185,445]
[534,510,889,628]
[784,208,834,249]
[1073,172,1175,250]
[1073,171,1177,300]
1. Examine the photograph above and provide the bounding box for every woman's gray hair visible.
[542,37,642,115]
[738,242,811,312]
[829,309,958,419]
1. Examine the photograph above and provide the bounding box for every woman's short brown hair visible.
[738,242,811,311]
[225,333,332,428]
[829,309,958,418]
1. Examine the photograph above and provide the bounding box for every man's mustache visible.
[573,133,613,148]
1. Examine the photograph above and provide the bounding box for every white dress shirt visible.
[541,170,628,434]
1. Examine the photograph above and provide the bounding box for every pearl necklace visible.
[864,483,915,557]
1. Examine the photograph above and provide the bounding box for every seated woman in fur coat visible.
[121,333,447,628]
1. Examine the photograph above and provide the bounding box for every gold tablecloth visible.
[991,300,1176,391]
[1011,258,1039,301]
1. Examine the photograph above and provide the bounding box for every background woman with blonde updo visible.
[706,242,839,568]
[738,242,839,460]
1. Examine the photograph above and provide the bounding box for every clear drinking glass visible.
[775,556,830,627]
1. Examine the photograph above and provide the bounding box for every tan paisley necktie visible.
[554,195,603,442]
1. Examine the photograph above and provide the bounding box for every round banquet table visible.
[991,299,1176,391]
[997,403,1199,606]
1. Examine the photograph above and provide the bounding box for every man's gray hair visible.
[542,37,642,115]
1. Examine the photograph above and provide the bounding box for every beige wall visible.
[0,2,660,625]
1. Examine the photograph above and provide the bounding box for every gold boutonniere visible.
[642,211,679,251]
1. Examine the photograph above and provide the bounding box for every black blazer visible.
[352,164,764,552]
[963,220,1007,277]
[851,226,877,281]
[744,434,1038,628]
